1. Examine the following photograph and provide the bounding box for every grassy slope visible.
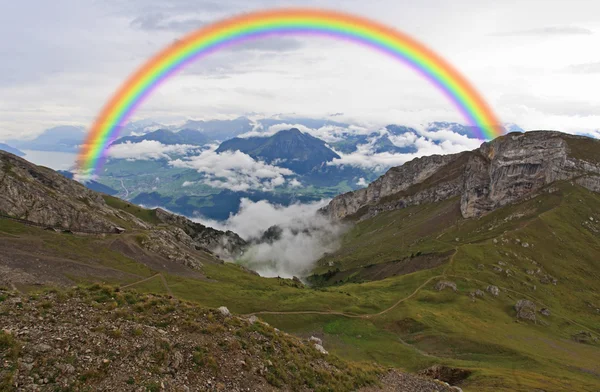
[2,183,599,391]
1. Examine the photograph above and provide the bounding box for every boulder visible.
[540,308,551,317]
[515,299,536,321]
[434,281,457,292]
[486,285,500,297]
[218,306,231,317]
[309,336,322,345]
[314,344,328,355]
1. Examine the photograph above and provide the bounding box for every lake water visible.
[22,150,78,171]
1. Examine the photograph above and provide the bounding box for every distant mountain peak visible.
[216,129,340,174]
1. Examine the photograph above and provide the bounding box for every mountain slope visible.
[324,131,600,221]
[216,128,341,174]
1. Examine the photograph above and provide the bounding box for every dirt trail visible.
[248,274,443,319]
[121,273,173,297]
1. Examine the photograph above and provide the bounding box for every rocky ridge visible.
[0,150,245,261]
[0,286,455,392]
[324,131,600,221]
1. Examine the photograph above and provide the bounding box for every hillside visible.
[1,132,600,391]
[216,129,340,174]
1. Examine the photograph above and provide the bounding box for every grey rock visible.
[434,281,457,292]
[218,306,231,317]
[515,299,536,321]
[540,308,551,317]
[486,285,500,297]
[314,344,328,355]
[309,336,323,345]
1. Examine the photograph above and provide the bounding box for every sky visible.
[1,0,599,140]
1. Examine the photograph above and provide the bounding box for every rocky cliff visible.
[324,131,600,220]
[0,150,246,260]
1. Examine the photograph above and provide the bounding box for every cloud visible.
[170,146,294,191]
[356,178,368,187]
[237,122,368,143]
[289,178,302,188]
[130,13,205,32]
[328,127,482,170]
[490,26,594,37]
[565,61,600,74]
[108,140,198,160]
[195,198,348,278]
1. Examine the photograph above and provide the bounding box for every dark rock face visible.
[323,131,600,221]
[154,208,247,259]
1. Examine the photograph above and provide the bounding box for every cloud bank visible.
[170,145,294,191]
[108,140,198,160]
[196,198,348,278]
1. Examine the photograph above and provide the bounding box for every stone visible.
[309,336,322,345]
[486,285,500,297]
[248,315,258,325]
[493,266,503,273]
[314,344,328,355]
[540,308,551,317]
[434,281,457,292]
[218,306,231,317]
[515,299,536,321]
[469,289,484,299]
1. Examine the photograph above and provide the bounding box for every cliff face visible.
[0,151,130,232]
[324,131,600,221]
[0,150,246,260]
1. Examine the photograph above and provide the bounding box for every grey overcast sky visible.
[0,0,599,139]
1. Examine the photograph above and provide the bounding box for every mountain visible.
[113,128,209,146]
[0,150,245,259]
[0,143,24,156]
[216,128,341,174]
[0,150,454,392]
[8,125,85,152]
[324,131,600,220]
[2,132,600,391]
[307,130,600,391]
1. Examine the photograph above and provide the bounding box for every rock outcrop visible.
[515,299,537,321]
[0,151,129,232]
[323,131,600,221]
[154,208,246,259]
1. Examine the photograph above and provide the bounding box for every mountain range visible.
[1,130,599,391]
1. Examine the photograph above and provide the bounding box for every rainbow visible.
[77,8,503,177]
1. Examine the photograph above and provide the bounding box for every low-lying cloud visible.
[108,140,198,160]
[196,198,348,278]
[328,127,481,171]
[170,145,294,191]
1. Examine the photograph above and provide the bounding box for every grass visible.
[3,181,600,391]
[102,194,161,225]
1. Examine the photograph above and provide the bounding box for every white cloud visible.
[108,140,197,160]
[356,177,368,187]
[170,146,294,191]
[328,129,482,170]
[194,198,348,278]
[182,181,195,187]
[289,178,302,188]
